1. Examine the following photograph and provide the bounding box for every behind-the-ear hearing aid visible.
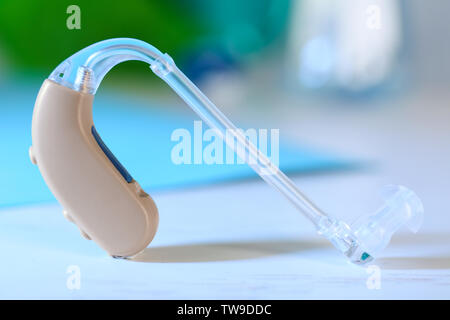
[30,38,424,264]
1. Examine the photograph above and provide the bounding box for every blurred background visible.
[1,0,449,92]
[0,0,449,219]
[1,0,450,299]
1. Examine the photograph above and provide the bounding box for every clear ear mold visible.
[45,38,423,264]
[318,185,423,265]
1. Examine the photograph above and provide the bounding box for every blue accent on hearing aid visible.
[91,126,133,183]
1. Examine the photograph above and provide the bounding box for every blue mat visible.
[0,81,353,207]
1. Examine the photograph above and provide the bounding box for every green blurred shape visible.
[0,0,202,74]
[190,0,291,56]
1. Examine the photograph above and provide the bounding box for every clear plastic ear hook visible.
[50,38,424,265]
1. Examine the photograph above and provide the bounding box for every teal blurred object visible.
[190,0,291,56]
[0,81,354,208]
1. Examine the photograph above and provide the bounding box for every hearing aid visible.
[31,38,423,264]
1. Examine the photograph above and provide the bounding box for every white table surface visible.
[1,85,449,299]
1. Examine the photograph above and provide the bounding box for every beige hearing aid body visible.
[31,80,158,258]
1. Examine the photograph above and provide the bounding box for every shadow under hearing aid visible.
[376,232,450,270]
[130,232,450,270]
[130,239,327,263]
[376,256,450,270]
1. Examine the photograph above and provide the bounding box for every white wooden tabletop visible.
[1,86,449,299]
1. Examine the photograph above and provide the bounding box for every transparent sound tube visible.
[50,38,424,265]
